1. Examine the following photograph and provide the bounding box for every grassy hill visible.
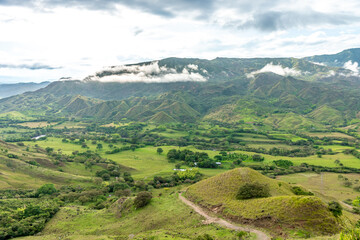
[0,140,95,189]
[307,105,344,125]
[185,168,341,238]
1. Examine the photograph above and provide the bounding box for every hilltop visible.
[185,168,341,238]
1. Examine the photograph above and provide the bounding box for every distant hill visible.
[304,48,360,67]
[0,81,50,99]
[185,168,340,237]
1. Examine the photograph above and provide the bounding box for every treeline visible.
[250,162,360,178]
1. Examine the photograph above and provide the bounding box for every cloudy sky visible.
[1,0,360,83]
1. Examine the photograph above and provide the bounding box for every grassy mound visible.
[185,168,340,237]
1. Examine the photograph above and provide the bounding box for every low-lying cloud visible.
[86,61,207,83]
[343,60,359,73]
[246,62,301,78]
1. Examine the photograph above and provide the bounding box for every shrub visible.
[236,231,250,239]
[236,182,270,200]
[343,181,353,187]
[157,148,163,155]
[134,191,152,208]
[291,186,314,196]
[195,234,214,240]
[328,201,342,217]
[273,159,293,168]
[36,184,57,196]
[252,154,264,162]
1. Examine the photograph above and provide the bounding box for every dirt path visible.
[340,201,354,211]
[179,193,270,240]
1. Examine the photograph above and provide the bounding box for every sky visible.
[1,0,360,83]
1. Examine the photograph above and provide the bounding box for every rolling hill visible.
[185,168,340,237]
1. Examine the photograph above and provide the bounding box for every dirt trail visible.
[179,193,270,240]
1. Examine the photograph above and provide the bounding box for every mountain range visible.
[1,48,360,129]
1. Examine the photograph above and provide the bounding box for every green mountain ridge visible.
[1,49,360,128]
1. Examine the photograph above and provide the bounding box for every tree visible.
[101,173,111,181]
[157,148,163,155]
[45,147,54,154]
[96,143,103,150]
[134,191,152,208]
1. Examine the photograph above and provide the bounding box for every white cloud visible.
[326,70,336,77]
[343,60,359,73]
[309,61,326,66]
[86,61,207,83]
[187,64,199,71]
[246,62,301,78]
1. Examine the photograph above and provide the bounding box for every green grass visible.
[0,111,34,121]
[0,163,49,189]
[61,162,103,177]
[247,143,301,150]
[157,130,188,138]
[17,188,251,240]
[306,132,355,140]
[25,137,118,155]
[268,133,307,142]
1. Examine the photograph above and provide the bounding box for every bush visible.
[328,201,342,217]
[236,182,270,200]
[195,234,214,240]
[291,186,314,196]
[236,231,250,240]
[36,184,57,196]
[134,191,152,208]
[273,159,293,168]
[252,154,264,162]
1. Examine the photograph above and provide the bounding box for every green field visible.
[278,172,360,202]
[24,137,360,180]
